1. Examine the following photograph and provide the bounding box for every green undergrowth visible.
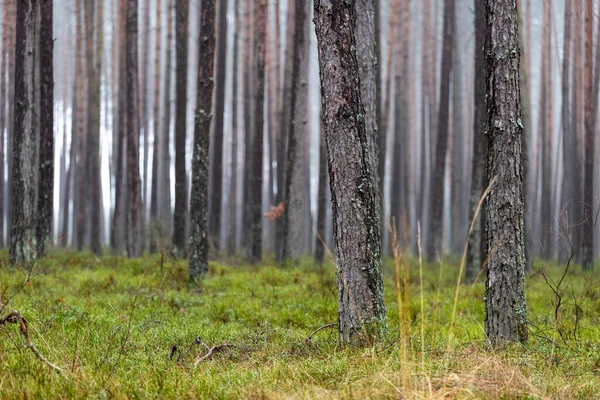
[1,250,600,399]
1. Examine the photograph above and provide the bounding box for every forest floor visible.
[1,250,600,399]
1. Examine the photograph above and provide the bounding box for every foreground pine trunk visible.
[314,0,386,345]
[189,0,216,280]
[484,0,527,345]
[10,0,37,265]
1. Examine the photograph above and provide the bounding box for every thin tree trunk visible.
[36,0,54,257]
[149,0,162,253]
[314,0,387,346]
[314,118,327,265]
[111,0,127,254]
[465,0,486,282]
[281,0,309,262]
[189,0,216,280]
[484,0,527,345]
[126,0,141,257]
[208,0,228,252]
[5,0,16,245]
[172,0,189,257]
[571,0,583,261]
[160,0,173,237]
[581,0,594,270]
[559,0,572,263]
[227,0,240,254]
[247,0,266,264]
[426,0,455,260]
[10,0,37,265]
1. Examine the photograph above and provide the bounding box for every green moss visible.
[0,250,599,398]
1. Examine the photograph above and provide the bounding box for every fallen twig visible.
[304,323,338,343]
[1,309,64,376]
[193,344,230,367]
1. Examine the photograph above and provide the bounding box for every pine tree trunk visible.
[559,0,572,264]
[140,0,151,253]
[247,0,266,264]
[427,0,455,260]
[36,0,53,257]
[227,0,240,255]
[483,0,527,345]
[281,0,309,263]
[314,119,327,266]
[208,0,228,252]
[149,0,162,253]
[10,0,37,265]
[189,0,216,280]
[4,0,16,245]
[465,0,486,282]
[111,0,127,255]
[571,0,583,262]
[126,0,141,257]
[314,0,386,346]
[581,0,594,270]
[160,0,173,238]
[172,0,189,257]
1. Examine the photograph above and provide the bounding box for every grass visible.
[1,250,600,399]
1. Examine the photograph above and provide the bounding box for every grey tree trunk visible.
[172,0,189,257]
[149,0,161,254]
[426,0,455,260]
[247,0,266,264]
[314,119,327,266]
[125,0,141,257]
[10,0,37,265]
[465,0,486,282]
[281,0,309,263]
[484,0,528,345]
[36,0,53,257]
[208,0,227,252]
[227,0,240,255]
[314,0,387,346]
[189,0,216,280]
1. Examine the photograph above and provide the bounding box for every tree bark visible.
[208,0,228,252]
[227,0,240,255]
[466,0,486,282]
[126,0,141,257]
[160,0,173,238]
[581,0,594,270]
[149,0,162,253]
[281,0,309,263]
[10,0,37,265]
[36,0,54,257]
[484,0,527,345]
[189,0,216,280]
[427,0,455,260]
[247,0,266,264]
[172,0,189,257]
[314,119,327,266]
[314,0,387,345]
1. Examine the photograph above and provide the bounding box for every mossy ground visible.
[1,250,599,399]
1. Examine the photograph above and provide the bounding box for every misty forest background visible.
[1,0,599,270]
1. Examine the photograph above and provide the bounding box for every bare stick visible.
[304,323,338,343]
[1,309,64,376]
[193,344,230,367]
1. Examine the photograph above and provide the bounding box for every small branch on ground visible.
[304,323,338,343]
[1,309,65,376]
[193,344,231,367]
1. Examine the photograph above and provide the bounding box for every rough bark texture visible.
[10,0,37,265]
[189,0,216,280]
[172,0,189,257]
[466,0,486,282]
[581,0,594,270]
[126,0,141,257]
[247,0,266,264]
[208,0,227,252]
[427,0,455,260]
[281,0,309,263]
[314,0,387,346]
[484,0,528,345]
[36,0,54,257]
